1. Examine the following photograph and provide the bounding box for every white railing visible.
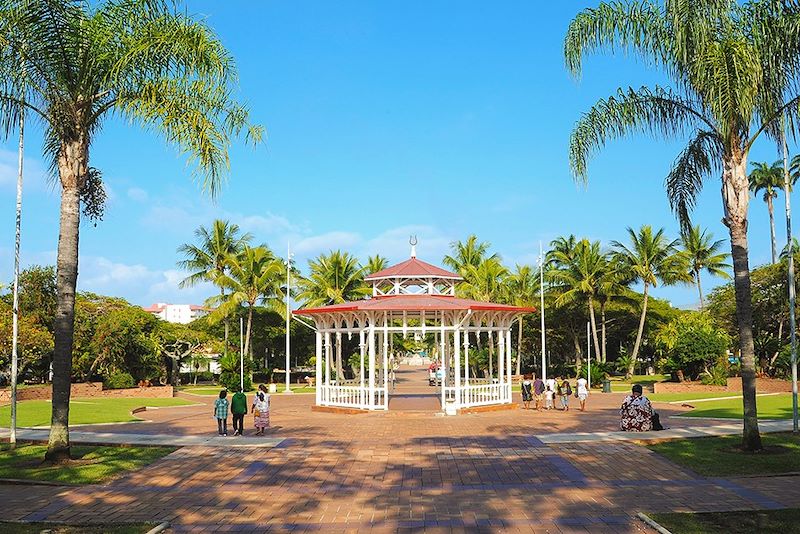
[443,382,512,409]
[319,384,388,410]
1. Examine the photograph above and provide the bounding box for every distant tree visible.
[443,235,499,277]
[655,313,730,381]
[680,226,730,309]
[363,255,389,275]
[505,264,538,374]
[460,258,509,377]
[749,161,784,264]
[89,306,160,382]
[0,301,53,383]
[296,251,369,308]
[612,226,688,375]
[177,220,252,357]
[16,265,57,332]
[208,245,284,360]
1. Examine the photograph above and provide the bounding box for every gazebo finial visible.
[409,235,418,258]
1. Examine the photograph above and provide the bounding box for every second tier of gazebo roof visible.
[294,245,535,412]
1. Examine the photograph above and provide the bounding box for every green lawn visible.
[650,509,800,534]
[0,397,194,428]
[0,443,175,484]
[649,392,741,403]
[647,432,800,476]
[681,394,793,419]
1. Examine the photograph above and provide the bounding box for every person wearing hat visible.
[619,384,654,431]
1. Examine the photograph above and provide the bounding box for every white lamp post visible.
[10,108,24,448]
[782,116,798,432]
[586,321,591,390]
[285,242,294,393]
[239,317,244,391]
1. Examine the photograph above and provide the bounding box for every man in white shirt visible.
[576,377,589,411]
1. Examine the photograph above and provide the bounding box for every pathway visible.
[1,392,798,532]
[387,365,442,412]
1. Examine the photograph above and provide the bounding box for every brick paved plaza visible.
[2,368,799,533]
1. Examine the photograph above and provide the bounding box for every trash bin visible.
[602,379,612,393]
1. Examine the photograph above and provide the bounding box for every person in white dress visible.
[545,377,557,409]
[576,377,588,411]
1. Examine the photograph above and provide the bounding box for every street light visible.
[285,242,294,394]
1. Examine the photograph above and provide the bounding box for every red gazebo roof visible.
[294,294,535,315]
[364,257,462,281]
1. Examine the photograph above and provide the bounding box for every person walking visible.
[576,376,589,411]
[252,386,271,435]
[545,376,556,410]
[558,378,572,411]
[231,387,248,436]
[533,374,545,411]
[214,389,229,436]
[520,374,533,410]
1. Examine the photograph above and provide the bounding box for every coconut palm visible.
[548,238,606,364]
[443,235,499,277]
[0,0,262,460]
[296,251,370,308]
[461,257,509,376]
[506,264,538,374]
[207,245,284,360]
[177,220,252,356]
[681,225,731,309]
[595,257,632,363]
[749,160,784,264]
[564,0,800,450]
[363,254,388,275]
[611,226,688,375]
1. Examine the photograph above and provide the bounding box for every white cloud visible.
[294,231,361,256]
[127,187,149,202]
[0,148,51,192]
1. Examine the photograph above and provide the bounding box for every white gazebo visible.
[294,248,534,413]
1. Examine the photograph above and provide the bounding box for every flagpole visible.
[539,241,546,384]
[239,317,244,391]
[782,114,798,433]
[285,241,293,393]
[586,321,591,390]
[10,108,24,448]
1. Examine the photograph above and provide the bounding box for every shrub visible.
[105,371,135,389]
[701,358,729,386]
[655,312,730,380]
[219,371,252,392]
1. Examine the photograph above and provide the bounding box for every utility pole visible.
[539,241,546,384]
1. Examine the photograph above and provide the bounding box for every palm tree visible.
[564,1,800,450]
[208,245,284,360]
[681,225,731,309]
[363,255,388,275]
[296,251,370,308]
[443,235,499,276]
[506,264,538,375]
[595,257,631,363]
[0,0,262,461]
[461,257,509,376]
[611,226,688,375]
[548,238,605,365]
[177,220,252,357]
[749,161,784,264]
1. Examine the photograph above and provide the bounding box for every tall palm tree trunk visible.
[488,331,494,377]
[600,301,607,363]
[768,194,777,264]
[221,287,228,359]
[516,317,523,375]
[630,283,649,377]
[572,332,583,373]
[587,299,601,364]
[722,155,762,451]
[47,139,87,461]
[695,268,704,310]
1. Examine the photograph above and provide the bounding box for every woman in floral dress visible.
[252,386,271,435]
[619,384,653,431]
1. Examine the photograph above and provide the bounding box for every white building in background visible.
[142,302,210,324]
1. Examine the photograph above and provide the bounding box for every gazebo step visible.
[458,403,518,415]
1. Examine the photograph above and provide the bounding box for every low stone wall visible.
[653,378,792,394]
[0,382,173,403]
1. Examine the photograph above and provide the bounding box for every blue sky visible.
[0,1,793,308]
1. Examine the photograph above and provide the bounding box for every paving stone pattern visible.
[1,368,798,532]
